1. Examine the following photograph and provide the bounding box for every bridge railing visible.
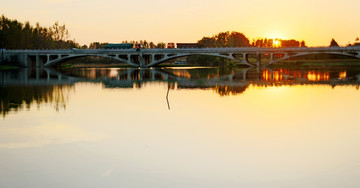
[2,46,360,54]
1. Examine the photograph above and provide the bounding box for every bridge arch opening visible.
[149,54,243,67]
[287,53,358,60]
[268,52,360,66]
[47,54,131,67]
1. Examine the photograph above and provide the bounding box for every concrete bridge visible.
[1,46,360,67]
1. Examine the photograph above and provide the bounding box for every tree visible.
[139,40,149,48]
[155,42,166,48]
[330,38,339,47]
[266,38,273,47]
[198,37,216,47]
[254,38,264,47]
[227,32,250,47]
[0,15,79,49]
[300,40,306,47]
[51,21,69,41]
[215,32,230,47]
[149,42,155,48]
[89,42,107,49]
[198,31,250,48]
[280,39,300,47]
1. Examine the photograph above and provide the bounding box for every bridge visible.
[1,46,360,67]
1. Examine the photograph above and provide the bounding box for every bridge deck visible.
[2,47,360,67]
[3,46,360,54]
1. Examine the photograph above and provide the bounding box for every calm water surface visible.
[1,66,360,188]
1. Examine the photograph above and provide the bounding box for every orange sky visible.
[1,0,359,46]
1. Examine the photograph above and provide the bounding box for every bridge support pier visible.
[152,70,156,80]
[35,54,46,67]
[256,52,261,67]
[46,69,51,81]
[151,54,155,63]
[242,53,249,65]
[268,53,275,65]
[36,55,40,67]
[127,69,132,81]
[139,53,144,67]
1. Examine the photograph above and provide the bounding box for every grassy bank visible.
[0,65,18,69]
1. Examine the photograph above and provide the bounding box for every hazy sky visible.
[1,0,359,46]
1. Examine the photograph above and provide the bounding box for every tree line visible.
[0,15,79,49]
[252,38,306,47]
[197,31,250,47]
[88,40,167,49]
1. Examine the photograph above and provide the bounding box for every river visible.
[1,66,360,188]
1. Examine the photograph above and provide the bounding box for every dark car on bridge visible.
[104,43,134,49]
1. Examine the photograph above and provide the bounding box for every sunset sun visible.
[273,39,281,47]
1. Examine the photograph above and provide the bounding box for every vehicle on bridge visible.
[135,43,143,51]
[104,43,134,49]
[167,43,175,48]
[176,43,199,48]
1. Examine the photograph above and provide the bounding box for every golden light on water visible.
[262,69,283,81]
[108,69,120,78]
[273,71,283,81]
[339,71,347,79]
[307,71,330,81]
[262,69,271,81]
[173,70,191,78]
[262,69,345,82]
[1,67,360,188]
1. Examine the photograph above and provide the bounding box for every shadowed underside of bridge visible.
[41,53,257,67]
[2,47,360,67]
[266,51,360,66]
[45,52,360,67]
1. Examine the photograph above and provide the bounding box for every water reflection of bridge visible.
[0,68,246,87]
[2,67,360,90]
[2,67,360,116]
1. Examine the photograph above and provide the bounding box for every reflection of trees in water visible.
[57,67,360,98]
[214,85,249,96]
[0,85,72,117]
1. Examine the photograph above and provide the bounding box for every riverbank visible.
[0,65,18,69]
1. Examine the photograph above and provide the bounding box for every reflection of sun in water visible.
[109,68,120,78]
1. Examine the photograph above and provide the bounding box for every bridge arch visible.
[266,51,360,66]
[44,54,138,67]
[145,53,254,67]
[5,47,359,68]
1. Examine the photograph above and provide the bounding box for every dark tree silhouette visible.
[252,38,305,48]
[0,15,79,49]
[330,38,339,47]
[198,31,250,48]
